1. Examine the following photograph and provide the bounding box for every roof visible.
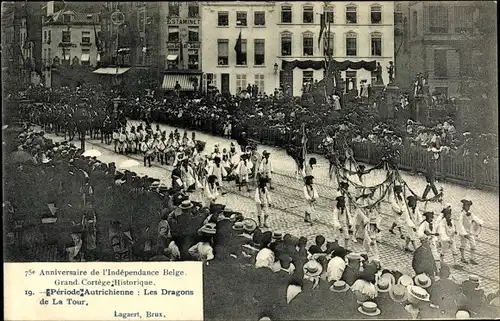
[44,9,98,25]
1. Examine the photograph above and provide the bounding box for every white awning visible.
[80,53,90,62]
[92,67,131,75]
[162,74,200,90]
[167,54,178,61]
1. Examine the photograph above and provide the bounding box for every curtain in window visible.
[218,41,228,56]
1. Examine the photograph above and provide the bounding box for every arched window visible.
[370,32,382,56]
[345,4,357,24]
[324,31,334,56]
[281,31,292,56]
[324,5,334,23]
[281,4,292,23]
[370,4,382,24]
[302,31,314,56]
[345,32,357,56]
[302,4,314,23]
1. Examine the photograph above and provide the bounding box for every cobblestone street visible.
[41,120,499,294]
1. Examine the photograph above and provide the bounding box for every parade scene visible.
[2,1,498,320]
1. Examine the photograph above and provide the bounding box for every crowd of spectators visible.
[3,123,499,320]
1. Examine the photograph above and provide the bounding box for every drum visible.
[470,221,482,237]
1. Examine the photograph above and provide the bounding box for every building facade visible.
[159,1,202,92]
[2,2,23,90]
[395,1,482,97]
[201,1,394,96]
[41,5,101,87]
[201,1,279,95]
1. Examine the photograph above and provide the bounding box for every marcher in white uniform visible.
[403,195,421,252]
[437,206,460,267]
[333,196,353,249]
[417,211,439,260]
[456,199,483,265]
[235,154,251,192]
[255,176,272,228]
[303,175,318,225]
[208,156,227,190]
[363,216,381,264]
[258,150,274,190]
[389,185,405,239]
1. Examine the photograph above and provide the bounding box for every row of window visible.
[217,39,265,66]
[215,33,383,65]
[42,30,91,44]
[280,32,383,57]
[217,5,382,27]
[424,6,474,35]
[166,49,199,70]
[42,48,92,64]
[167,26,199,42]
[168,3,199,18]
[235,74,265,93]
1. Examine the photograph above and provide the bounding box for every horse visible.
[101,116,113,145]
[90,111,103,140]
[63,112,76,141]
[286,145,305,180]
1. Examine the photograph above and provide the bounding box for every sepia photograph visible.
[2,1,499,320]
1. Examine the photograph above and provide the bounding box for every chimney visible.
[46,1,54,17]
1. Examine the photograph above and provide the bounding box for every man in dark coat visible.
[236,131,249,153]
[341,253,362,286]
[428,264,459,318]
[412,237,438,282]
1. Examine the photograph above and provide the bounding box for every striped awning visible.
[92,67,131,75]
[162,74,200,90]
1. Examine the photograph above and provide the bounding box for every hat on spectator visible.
[330,280,350,293]
[272,232,283,240]
[358,301,381,316]
[379,272,396,287]
[198,223,217,235]
[375,276,392,293]
[455,310,471,319]
[263,150,270,156]
[414,274,432,289]
[304,175,314,181]
[179,200,193,210]
[346,253,363,262]
[467,275,480,284]
[407,285,430,304]
[242,218,257,234]
[232,222,244,232]
[398,275,414,287]
[303,260,323,278]
[389,284,408,303]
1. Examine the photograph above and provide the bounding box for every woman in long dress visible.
[180,159,196,192]
[202,175,219,208]
[303,175,318,225]
[208,156,227,192]
[255,177,272,228]
[235,154,251,192]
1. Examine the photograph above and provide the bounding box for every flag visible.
[179,39,184,65]
[234,30,242,63]
[318,14,326,48]
[301,123,308,160]
[93,15,101,52]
